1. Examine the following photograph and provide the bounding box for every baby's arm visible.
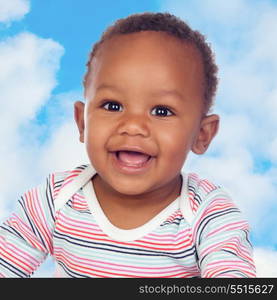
[194,190,256,278]
[0,177,55,277]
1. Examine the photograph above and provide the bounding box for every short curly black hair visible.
[83,12,218,113]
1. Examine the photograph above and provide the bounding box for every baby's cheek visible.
[163,139,190,168]
[84,129,99,155]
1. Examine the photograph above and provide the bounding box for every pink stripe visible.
[57,211,103,232]
[25,189,49,252]
[34,188,53,251]
[206,221,248,237]
[55,247,190,276]
[56,246,183,271]
[147,228,192,239]
[200,238,233,257]
[0,237,41,266]
[0,243,40,272]
[204,261,256,277]
[6,215,44,251]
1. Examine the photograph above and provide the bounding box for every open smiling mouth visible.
[110,150,154,173]
[116,150,151,166]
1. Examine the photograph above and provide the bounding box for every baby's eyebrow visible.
[96,83,184,101]
[150,89,184,101]
[96,83,120,93]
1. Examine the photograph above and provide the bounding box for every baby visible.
[0,12,256,277]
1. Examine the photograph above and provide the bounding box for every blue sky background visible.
[0,0,277,277]
[2,0,158,93]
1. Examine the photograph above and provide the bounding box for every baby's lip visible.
[108,146,157,157]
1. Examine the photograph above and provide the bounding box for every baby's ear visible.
[192,114,219,155]
[74,101,85,143]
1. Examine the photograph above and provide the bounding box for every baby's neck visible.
[91,174,182,229]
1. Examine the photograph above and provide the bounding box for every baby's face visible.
[75,31,218,196]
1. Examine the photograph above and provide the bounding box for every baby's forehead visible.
[97,31,201,58]
[90,31,203,83]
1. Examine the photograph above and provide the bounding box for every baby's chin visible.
[105,175,158,197]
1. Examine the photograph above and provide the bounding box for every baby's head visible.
[74,12,219,195]
[84,12,218,113]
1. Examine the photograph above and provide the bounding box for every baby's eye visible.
[102,101,123,112]
[151,106,173,117]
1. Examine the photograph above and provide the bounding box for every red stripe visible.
[0,244,34,273]
[24,190,48,252]
[56,251,195,278]
[56,221,193,251]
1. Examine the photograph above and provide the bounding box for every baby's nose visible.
[117,113,150,137]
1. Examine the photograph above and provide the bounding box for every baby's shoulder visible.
[186,172,220,197]
[49,164,90,199]
[185,172,230,215]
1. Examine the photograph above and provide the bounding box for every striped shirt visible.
[0,164,256,277]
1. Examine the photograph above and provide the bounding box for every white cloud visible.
[265,88,277,125]
[268,137,277,163]
[254,247,277,277]
[0,0,30,24]
[33,256,55,278]
[39,120,89,172]
[0,32,64,219]
[189,0,250,26]
[36,92,89,175]
[17,89,89,176]
[0,32,64,124]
